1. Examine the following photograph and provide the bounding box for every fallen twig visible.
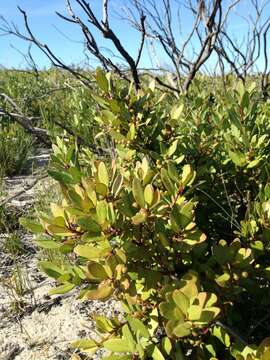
[0,174,48,207]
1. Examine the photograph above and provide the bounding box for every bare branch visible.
[136,14,146,67]
[102,0,109,28]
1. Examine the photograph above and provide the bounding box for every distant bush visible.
[21,70,270,359]
[0,124,33,177]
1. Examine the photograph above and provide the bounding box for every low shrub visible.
[21,71,270,359]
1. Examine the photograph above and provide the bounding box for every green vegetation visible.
[0,69,99,149]
[18,69,270,359]
[0,124,33,178]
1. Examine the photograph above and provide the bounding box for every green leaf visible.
[197,308,220,324]
[35,239,61,249]
[167,140,178,157]
[132,177,145,208]
[205,344,216,357]
[127,123,136,140]
[107,202,116,224]
[71,338,98,350]
[39,261,64,279]
[19,217,43,233]
[187,305,202,321]
[213,242,233,265]
[181,164,195,187]
[228,150,246,167]
[96,68,109,92]
[161,168,175,194]
[96,182,108,197]
[172,290,189,315]
[167,161,179,183]
[215,273,230,287]
[122,324,136,353]
[126,316,150,339]
[178,271,199,298]
[159,301,185,321]
[74,245,110,260]
[172,321,192,337]
[103,338,131,353]
[77,216,101,233]
[161,337,172,355]
[247,158,261,168]
[171,204,183,231]
[132,210,147,225]
[49,283,75,295]
[88,262,109,280]
[147,345,165,360]
[144,184,154,206]
[212,326,230,347]
[48,169,75,184]
[81,178,97,205]
[241,91,250,109]
[171,104,184,120]
[257,337,270,359]
[94,315,115,333]
[183,229,206,246]
[46,224,74,237]
[98,162,109,187]
[96,200,108,224]
[86,284,114,300]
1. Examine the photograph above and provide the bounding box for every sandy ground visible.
[0,152,118,360]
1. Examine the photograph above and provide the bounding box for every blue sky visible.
[0,1,269,71]
[0,0,149,69]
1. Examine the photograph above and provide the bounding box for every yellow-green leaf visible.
[49,283,75,295]
[144,184,154,206]
[96,68,109,92]
[103,338,131,353]
[132,177,145,208]
[86,284,114,300]
[74,245,110,260]
[98,162,109,187]
[20,217,43,233]
[71,338,98,353]
[181,164,195,187]
[87,262,109,280]
[46,224,74,237]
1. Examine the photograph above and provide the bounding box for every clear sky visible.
[1,0,151,69]
[0,0,269,72]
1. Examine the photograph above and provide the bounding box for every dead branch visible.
[0,93,105,154]
[0,93,50,146]
[216,0,270,95]
[125,0,239,93]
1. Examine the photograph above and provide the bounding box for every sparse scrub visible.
[0,263,34,315]
[3,231,25,255]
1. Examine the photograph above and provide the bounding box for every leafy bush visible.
[21,70,270,359]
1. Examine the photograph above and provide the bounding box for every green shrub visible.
[21,70,270,359]
[0,124,33,177]
[0,204,23,233]
[3,232,24,255]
